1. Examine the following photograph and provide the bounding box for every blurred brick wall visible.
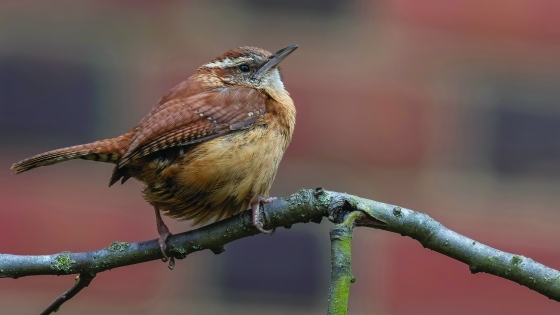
[1,1,559,314]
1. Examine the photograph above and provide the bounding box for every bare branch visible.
[1,188,559,313]
[338,192,560,302]
[40,272,96,315]
[0,190,325,279]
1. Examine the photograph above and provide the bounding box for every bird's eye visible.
[238,64,250,73]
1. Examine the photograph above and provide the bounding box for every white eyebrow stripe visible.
[202,57,254,69]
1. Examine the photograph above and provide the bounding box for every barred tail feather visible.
[11,136,129,175]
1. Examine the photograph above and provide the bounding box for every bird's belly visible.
[144,126,288,224]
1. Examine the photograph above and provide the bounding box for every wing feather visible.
[117,87,267,168]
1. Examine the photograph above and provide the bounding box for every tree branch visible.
[327,211,361,315]
[40,272,95,315]
[1,188,559,313]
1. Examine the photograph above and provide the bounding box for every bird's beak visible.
[251,44,298,80]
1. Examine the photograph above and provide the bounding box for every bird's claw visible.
[158,237,175,270]
[155,206,175,270]
[251,196,276,234]
[255,222,272,234]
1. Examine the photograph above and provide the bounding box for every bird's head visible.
[198,45,298,95]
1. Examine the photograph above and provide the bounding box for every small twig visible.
[40,272,96,315]
[327,211,362,315]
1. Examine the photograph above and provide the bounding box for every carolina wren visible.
[12,45,298,269]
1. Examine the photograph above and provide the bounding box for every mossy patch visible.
[511,256,522,266]
[171,245,187,257]
[106,241,130,252]
[52,252,76,273]
[315,188,332,211]
[172,245,187,255]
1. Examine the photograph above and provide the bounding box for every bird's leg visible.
[251,196,277,234]
[154,206,175,270]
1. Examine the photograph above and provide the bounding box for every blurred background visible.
[1,0,560,314]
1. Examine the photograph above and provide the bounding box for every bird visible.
[11,44,298,269]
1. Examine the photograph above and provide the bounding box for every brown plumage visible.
[12,45,298,268]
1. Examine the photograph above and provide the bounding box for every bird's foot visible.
[251,196,277,234]
[155,207,175,270]
[158,231,175,270]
